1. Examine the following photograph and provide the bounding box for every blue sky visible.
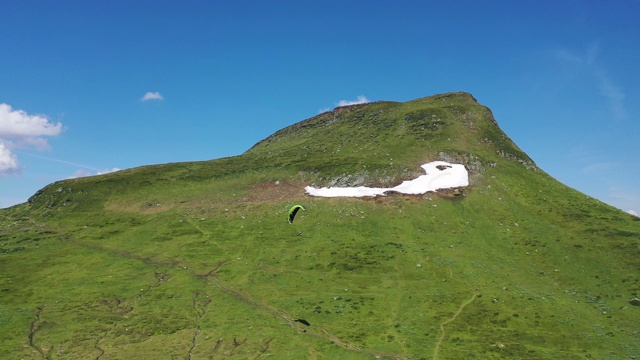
[1,1,638,215]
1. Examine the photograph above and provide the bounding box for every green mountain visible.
[1,92,639,359]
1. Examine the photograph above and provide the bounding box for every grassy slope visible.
[1,92,639,359]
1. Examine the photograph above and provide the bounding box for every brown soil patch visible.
[244,181,309,203]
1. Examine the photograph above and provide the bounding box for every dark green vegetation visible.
[2,92,639,359]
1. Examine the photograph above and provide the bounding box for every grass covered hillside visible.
[1,92,639,359]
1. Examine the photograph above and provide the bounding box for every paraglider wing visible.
[288,205,306,224]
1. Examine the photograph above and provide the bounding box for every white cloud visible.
[337,95,370,107]
[141,92,164,102]
[0,103,62,139]
[98,167,121,175]
[68,167,121,179]
[0,143,19,175]
[0,103,63,176]
[628,210,639,217]
[68,169,93,178]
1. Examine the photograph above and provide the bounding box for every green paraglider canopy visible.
[288,205,306,224]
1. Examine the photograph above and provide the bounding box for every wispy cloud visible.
[555,42,627,121]
[18,151,100,171]
[337,95,370,107]
[567,146,617,175]
[595,69,627,121]
[18,151,121,179]
[581,160,619,175]
[140,92,164,102]
[608,186,640,217]
[0,103,63,176]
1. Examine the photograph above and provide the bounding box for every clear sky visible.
[1,1,638,215]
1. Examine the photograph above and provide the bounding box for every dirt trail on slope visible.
[207,275,407,360]
[51,220,405,359]
[433,291,478,360]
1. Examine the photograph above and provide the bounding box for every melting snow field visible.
[305,161,469,198]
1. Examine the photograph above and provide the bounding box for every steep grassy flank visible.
[245,92,534,187]
[1,92,639,359]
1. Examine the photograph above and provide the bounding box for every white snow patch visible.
[305,161,468,198]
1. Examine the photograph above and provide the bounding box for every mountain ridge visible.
[22,91,533,210]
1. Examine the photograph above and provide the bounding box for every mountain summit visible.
[2,92,639,359]
[244,92,534,188]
